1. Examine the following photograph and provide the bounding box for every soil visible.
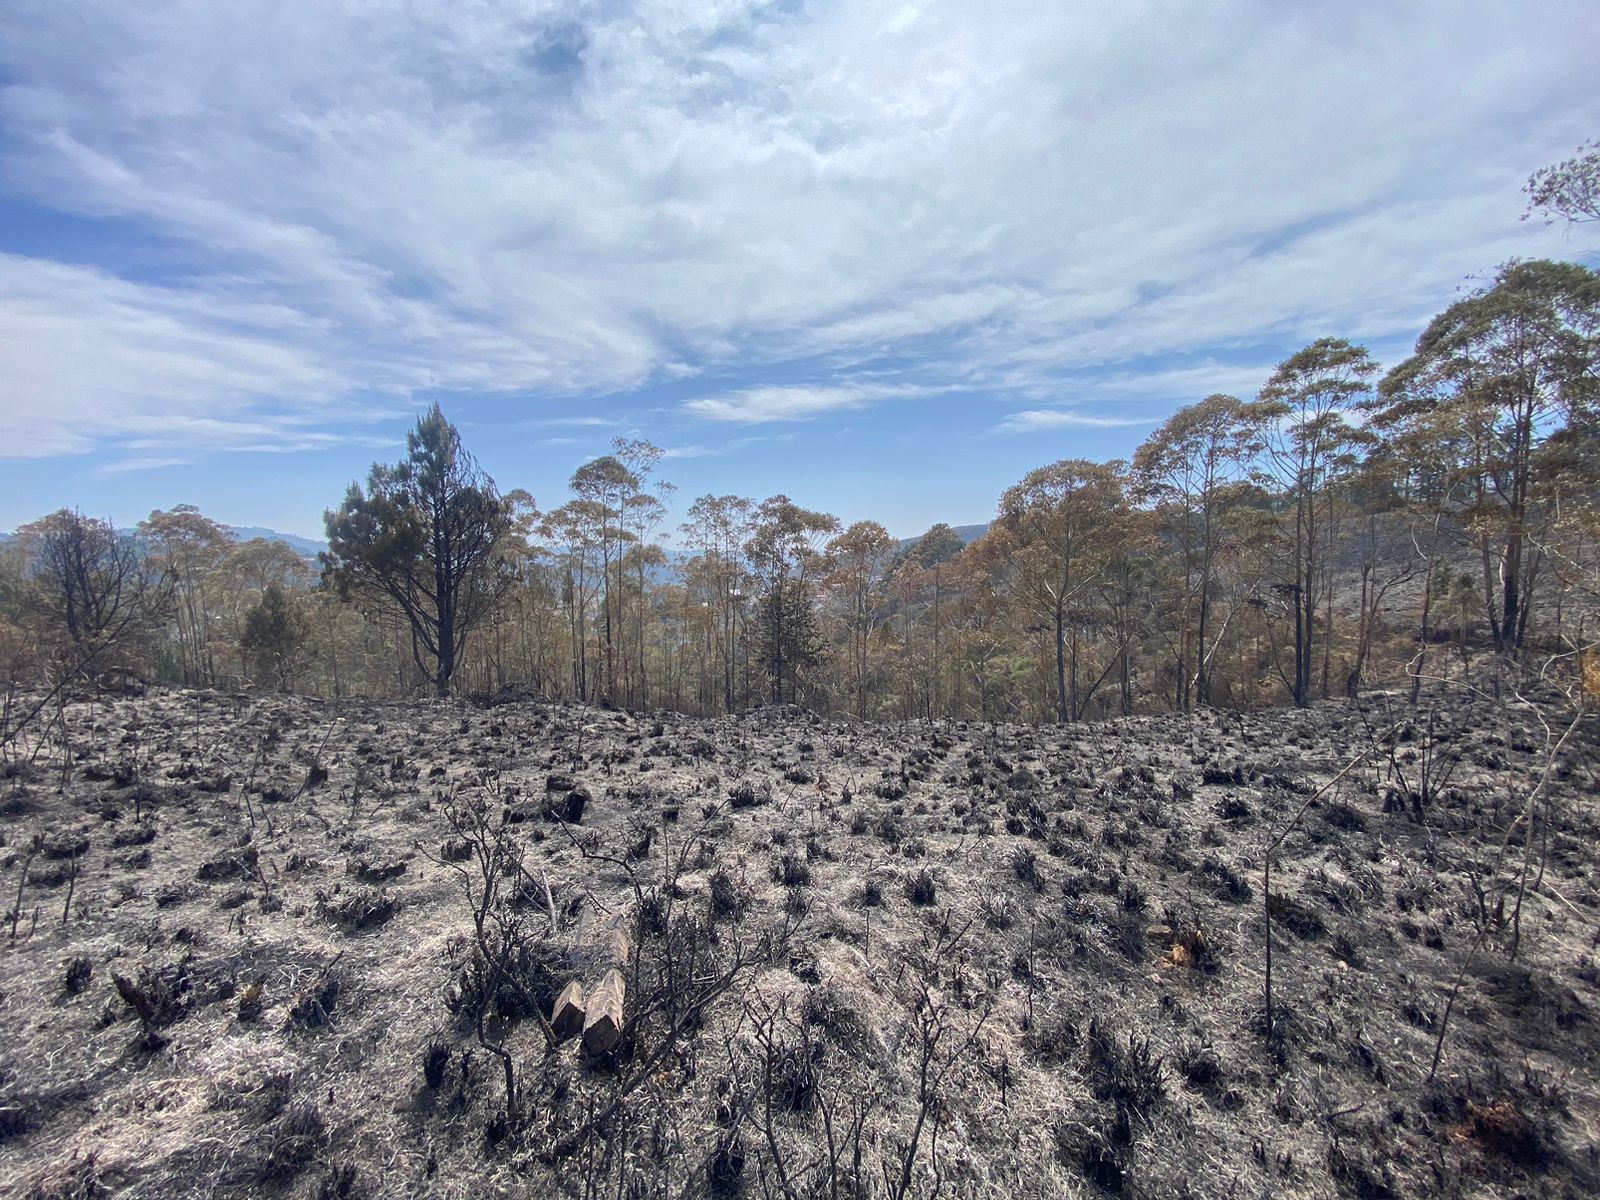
[1,687,1597,1198]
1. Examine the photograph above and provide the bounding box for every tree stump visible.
[552,980,586,1040]
[581,968,626,1054]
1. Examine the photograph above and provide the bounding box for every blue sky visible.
[1,0,1596,542]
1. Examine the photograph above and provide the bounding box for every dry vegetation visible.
[2,685,1597,1199]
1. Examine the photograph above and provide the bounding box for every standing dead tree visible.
[2,510,170,756]
[882,980,992,1200]
[423,777,558,1130]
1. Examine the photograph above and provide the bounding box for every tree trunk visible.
[436,643,454,697]
[1053,602,1069,725]
[771,578,784,705]
[1292,488,1309,708]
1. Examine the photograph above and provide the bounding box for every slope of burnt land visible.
[1,688,1596,1199]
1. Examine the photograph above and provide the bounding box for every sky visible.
[1,0,1596,543]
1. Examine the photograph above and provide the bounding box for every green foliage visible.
[1377,259,1600,649]
[745,496,838,704]
[1247,338,1378,706]
[754,578,825,705]
[323,404,512,697]
[241,584,311,692]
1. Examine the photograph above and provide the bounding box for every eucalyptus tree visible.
[896,524,967,717]
[1360,379,1477,698]
[564,439,672,706]
[539,500,605,701]
[940,530,1011,720]
[681,494,755,712]
[1377,260,1600,653]
[825,520,896,718]
[745,496,839,705]
[1539,406,1600,660]
[1525,138,1600,224]
[1248,339,1377,706]
[138,505,232,685]
[479,488,543,693]
[1093,512,1162,717]
[1132,393,1258,708]
[614,440,672,706]
[323,404,512,698]
[568,454,639,703]
[995,459,1133,723]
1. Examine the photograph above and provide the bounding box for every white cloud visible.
[97,455,192,474]
[1073,360,1281,404]
[0,0,1594,455]
[683,383,948,423]
[0,254,351,457]
[991,410,1155,435]
[663,434,771,457]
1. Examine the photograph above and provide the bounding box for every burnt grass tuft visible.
[0,687,1596,1198]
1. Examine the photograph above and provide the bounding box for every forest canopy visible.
[3,256,1596,720]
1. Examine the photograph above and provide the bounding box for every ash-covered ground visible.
[1,688,1597,1199]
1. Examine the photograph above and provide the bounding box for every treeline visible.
[3,258,1598,721]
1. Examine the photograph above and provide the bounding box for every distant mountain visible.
[7,522,986,566]
[896,522,989,551]
[0,525,326,561]
[637,523,989,587]
[226,526,327,560]
[917,523,987,545]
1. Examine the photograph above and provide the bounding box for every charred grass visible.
[0,687,1596,1198]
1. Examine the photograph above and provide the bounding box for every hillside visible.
[0,689,1596,1199]
[897,523,990,550]
[0,526,325,561]
[223,528,328,560]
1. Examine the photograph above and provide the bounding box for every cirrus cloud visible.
[991,409,1156,435]
[0,0,1593,464]
[683,383,952,423]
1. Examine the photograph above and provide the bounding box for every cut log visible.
[552,980,586,1040]
[582,968,625,1054]
[552,907,635,1056]
[577,909,632,966]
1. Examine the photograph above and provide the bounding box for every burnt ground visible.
[1,688,1597,1199]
